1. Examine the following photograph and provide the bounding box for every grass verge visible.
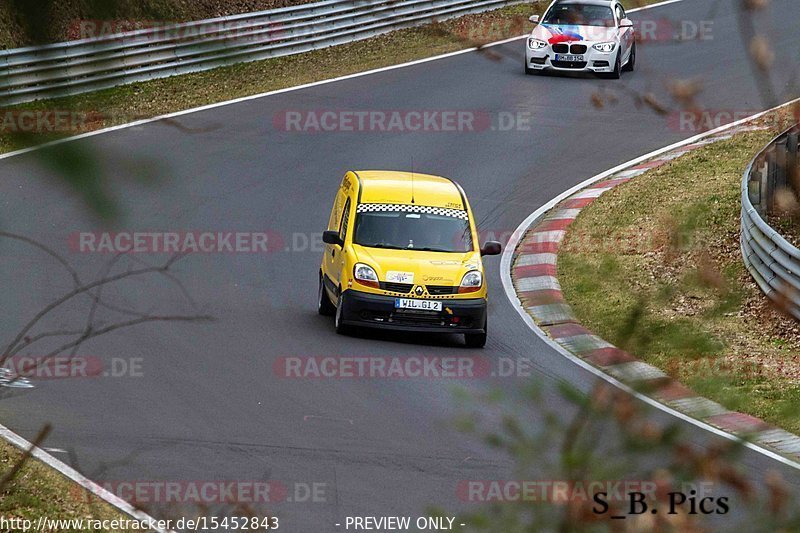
[0,438,136,530]
[558,113,800,435]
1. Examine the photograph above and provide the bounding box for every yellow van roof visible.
[354,171,465,209]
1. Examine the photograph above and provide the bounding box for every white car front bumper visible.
[525,42,618,73]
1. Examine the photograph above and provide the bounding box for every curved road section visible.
[0,0,798,530]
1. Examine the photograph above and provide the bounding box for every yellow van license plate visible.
[395,299,442,311]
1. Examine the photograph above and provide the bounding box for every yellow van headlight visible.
[458,270,483,294]
[354,263,380,289]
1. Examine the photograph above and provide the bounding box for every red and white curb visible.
[502,99,800,470]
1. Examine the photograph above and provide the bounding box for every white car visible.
[525,0,635,78]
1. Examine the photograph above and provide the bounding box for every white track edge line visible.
[0,0,683,162]
[0,0,689,518]
[500,95,800,471]
[0,423,168,531]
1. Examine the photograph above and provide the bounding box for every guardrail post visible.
[776,136,788,192]
[788,131,799,194]
[755,157,768,216]
[748,157,762,210]
[766,148,778,214]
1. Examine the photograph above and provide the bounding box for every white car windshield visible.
[353,207,473,253]
[542,4,615,26]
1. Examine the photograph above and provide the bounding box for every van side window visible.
[615,4,625,23]
[328,203,338,231]
[339,199,351,241]
[328,192,343,231]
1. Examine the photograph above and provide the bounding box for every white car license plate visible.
[555,54,584,62]
[395,298,442,311]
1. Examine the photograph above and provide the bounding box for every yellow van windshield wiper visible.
[366,243,405,250]
[413,247,453,252]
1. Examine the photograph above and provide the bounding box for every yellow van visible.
[318,170,501,347]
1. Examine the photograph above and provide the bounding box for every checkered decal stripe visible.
[356,203,468,220]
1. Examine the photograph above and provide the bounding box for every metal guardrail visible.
[741,124,800,318]
[0,0,523,106]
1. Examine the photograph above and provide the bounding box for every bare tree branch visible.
[1,253,188,365]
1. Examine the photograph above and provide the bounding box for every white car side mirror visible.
[619,17,633,28]
[529,15,540,23]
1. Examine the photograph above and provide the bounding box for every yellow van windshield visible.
[353,205,472,253]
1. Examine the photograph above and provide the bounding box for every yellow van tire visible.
[318,272,335,316]
[464,321,487,348]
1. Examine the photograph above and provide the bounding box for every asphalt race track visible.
[1,0,799,530]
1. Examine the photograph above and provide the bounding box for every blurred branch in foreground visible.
[447,381,800,532]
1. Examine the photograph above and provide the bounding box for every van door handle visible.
[331,248,336,258]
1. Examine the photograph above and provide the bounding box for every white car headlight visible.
[592,42,616,52]
[528,38,547,50]
[354,263,379,288]
[459,270,483,293]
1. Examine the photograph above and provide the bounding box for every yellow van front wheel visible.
[464,321,487,348]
